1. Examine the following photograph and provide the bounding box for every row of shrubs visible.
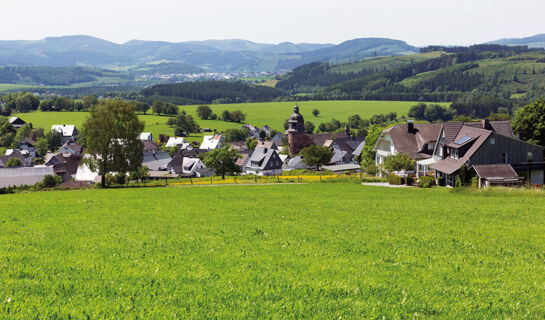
[388,174,446,188]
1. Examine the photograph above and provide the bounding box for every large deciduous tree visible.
[383,152,414,173]
[513,98,545,146]
[203,146,241,179]
[82,99,144,187]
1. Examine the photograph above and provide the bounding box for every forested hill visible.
[276,45,545,105]
[140,81,286,105]
[0,66,132,86]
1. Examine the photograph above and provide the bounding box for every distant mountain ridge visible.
[0,35,418,73]
[487,34,545,48]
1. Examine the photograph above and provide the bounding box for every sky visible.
[1,0,544,46]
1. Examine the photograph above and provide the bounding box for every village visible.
[1,104,542,190]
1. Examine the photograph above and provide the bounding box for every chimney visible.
[481,119,491,130]
[407,120,414,132]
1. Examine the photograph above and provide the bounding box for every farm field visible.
[1,183,545,318]
[14,100,448,142]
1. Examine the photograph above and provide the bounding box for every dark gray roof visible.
[383,123,442,160]
[142,151,172,171]
[247,148,279,170]
[472,164,520,180]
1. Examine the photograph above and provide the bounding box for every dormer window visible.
[490,137,495,145]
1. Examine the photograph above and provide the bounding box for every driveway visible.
[361,182,413,188]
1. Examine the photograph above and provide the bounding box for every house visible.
[245,147,283,176]
[242,124,261,139]
[282,156,312,171]
[255,141,279,150]
[229,141,248,151]
[373,121,442,173]
[75,155,100,183]
[45,153,82,181]
[0,166,54,187]
[235,150,254,172]
[472,164,523,188]
[19,137,37,158]
[9,117,26,129]
[51,125,78,144]
[181,157,206,177]
[430,120,544,186]
[262,125,272,136]
[142,152,172,171]
[165,137,186,148]
[270,132,284,143]
[200,134,224,150]
[143,140,160,154]
[139,132,154,141]
[57,139,83,156]
[0,149,31,167]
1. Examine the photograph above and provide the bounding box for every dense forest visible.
[140,81,286,104]
[0,66,133,86]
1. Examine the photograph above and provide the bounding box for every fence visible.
[136,173,381,187]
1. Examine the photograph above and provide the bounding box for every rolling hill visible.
[488,33,545,48]
[0,35,418,73]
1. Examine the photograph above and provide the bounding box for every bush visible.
[41,174,62,188]
[405,175,415,186]
[418,176,436,188]
[388,174,403,185]
[471,176,479,188]
[455,176,462,188]
[437,176,445,186]
[115,173,127,185]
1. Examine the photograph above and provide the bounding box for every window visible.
[502,153,508,164]
[490,137,495,145]
[528,151,533,162]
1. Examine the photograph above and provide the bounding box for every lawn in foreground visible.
[1,183,545,318]
[13,100,449,143]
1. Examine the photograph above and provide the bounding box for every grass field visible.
[1,183,545,318]
[14,100,447,143]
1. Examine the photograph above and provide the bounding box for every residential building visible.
[139,132,154,141]
[51,125,78,144]
[200,134,224,150]
[9,117,26,129]
[166,137,186,148]
[143,140,160,154]
[19,137,37,158]
[245,147,283,176]
[142,152,172,171]
[57,139,83,156]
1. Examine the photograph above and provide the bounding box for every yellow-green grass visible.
[1,183,545,318]
[14,101,448,143]
[0,83,38,91]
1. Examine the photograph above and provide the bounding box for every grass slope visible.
[1,183,545,318]
[14,100,445,142]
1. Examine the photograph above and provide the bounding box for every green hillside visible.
[0,66,134,86]
[2,183,545,318]
[13,100,447,142]
[277,46,545,106]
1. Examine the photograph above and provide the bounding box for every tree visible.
[134,101,150,114]
[408,102,427,120]
[152,100,165,115]
[304,121,315,134]
[231,110,246,123]
[129,166,150,184]
[6,158,23,167]
[163,103,178,116]
[383,152,414,173]
[35,138,48,157]
[300,145,332,170]
[224,128,249,142]
[222,110,232,121]
[82,99,144,187]
[246,138,258,150]
[82,95,99,110]
[0,117,16,148]
[513,98,545,146]
[196,105,213,119]
[42,175,62,188]
[203,146,241,179]
[29,128,44,141]
[45,131,62,151]
[312,109,320,117]
[360,125,384,165]
[175,110,199,136]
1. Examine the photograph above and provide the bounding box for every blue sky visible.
[1,0,544,46]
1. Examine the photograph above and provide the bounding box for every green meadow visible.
[14,100,447,142]
[1,183,545,318]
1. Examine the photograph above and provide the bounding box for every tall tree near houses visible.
[82,99,144,187]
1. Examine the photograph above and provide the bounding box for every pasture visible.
[1,183,545,318]
[13,100,446,142]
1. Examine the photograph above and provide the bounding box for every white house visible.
[166,137,186,148]
[51,125,78,144]
[200,134,224,150]
[139,132,154,141]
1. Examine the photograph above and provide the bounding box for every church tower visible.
[286,105,313,156]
